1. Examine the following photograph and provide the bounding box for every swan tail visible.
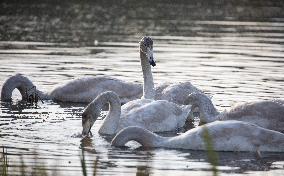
[1,74,49,101]
[111,126,163,148]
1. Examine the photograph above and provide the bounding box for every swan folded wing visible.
[155,82,203,104]
[120,100,186,132]
[198,121,284,152]
[225,100,284,132]
[50,76,142,103]
[121,99,153,113]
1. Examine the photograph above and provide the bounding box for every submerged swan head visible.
[82,100,100,136]
[1,73,47,102]
[81,91,121,136]
[185,92,219,122]
[81,93,106,136]
[140,36,156,67]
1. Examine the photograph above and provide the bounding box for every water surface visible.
[0,0,284,175]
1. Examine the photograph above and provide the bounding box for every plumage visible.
[112,120,284,152]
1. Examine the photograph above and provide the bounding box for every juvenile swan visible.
[81,91,191,135]
[111,121,284,152]
[1,74,142,104]
[186,92,284,132]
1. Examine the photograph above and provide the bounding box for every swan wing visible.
[155,82,202,104]
[50,76,142,103]
[119,100,186,132]
[225,100,284,132]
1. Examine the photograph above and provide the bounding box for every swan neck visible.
[98,93,121,135]
[112,126,164,147]
[1,74,49,101]
[192,97,220,123]
[140,50,155,99]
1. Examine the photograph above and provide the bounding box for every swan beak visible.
[82,117,92,137]
[82,125,91,137]
[147,48,156,67]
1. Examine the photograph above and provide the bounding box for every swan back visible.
[155,82,203,105]
[50,76,142,103]
[193,121,284,152]
[224,100,284,132]
[119,100,191,132]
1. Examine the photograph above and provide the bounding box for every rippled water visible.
[0,0,284,175]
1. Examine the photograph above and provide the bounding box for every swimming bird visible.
[185,92,284,133]
[81,37,192,135]
[111,120,284,152]
[81,91,191,135]
[1,74,142,104]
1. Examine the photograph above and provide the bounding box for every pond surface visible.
[0,0,284,175]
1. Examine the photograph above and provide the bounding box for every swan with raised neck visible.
[185,92,284,132]
[139,36,156,99]
[82,91,191,136]
[111,120,284,152]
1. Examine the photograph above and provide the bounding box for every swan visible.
[1,36,205,105]
[185,92,284,133]
[0,74,142,104]
[81,36,192,135]
[81,91,191,135]
[111,120,284,152]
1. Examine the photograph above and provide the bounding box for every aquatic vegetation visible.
[0,147,100,176]
[80,149,88,176]
[202,126,219,176]
[1,148,8,176]
[80,149,98,176]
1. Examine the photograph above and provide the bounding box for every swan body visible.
[186,92,284,133]
[111,120,284,152]
[1,74,142,104]
[82,91,191,135]
[50,76,142,104]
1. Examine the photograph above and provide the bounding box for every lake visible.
[0,0,284,175]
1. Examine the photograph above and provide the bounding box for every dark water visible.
[0,0,284,175]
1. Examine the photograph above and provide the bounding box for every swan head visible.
[81,101,100,136]
[185,92,219,123]
[140,36,156,67]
